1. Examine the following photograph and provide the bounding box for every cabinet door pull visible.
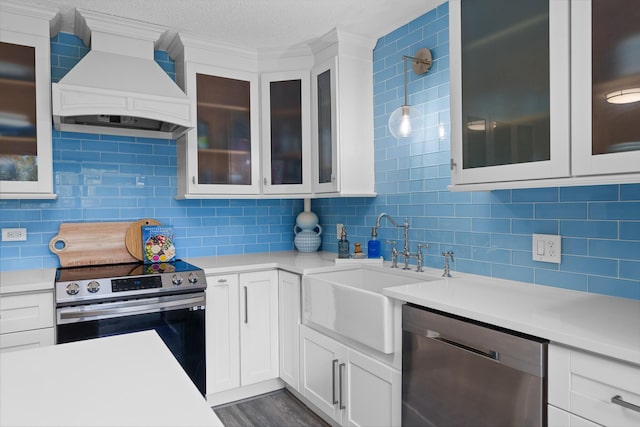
[339,362,346,410]
[244,286,248,324]
[332,359,339,405]
[611,395,640,413]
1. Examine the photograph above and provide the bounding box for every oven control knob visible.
[66,282,80,295]
[87,280,100,293]
[172,274,184,286]
[188,273,199,284]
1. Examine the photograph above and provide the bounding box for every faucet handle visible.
[385,240,397,250]
[417,243,430,252]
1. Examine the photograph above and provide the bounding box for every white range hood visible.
[52,9,193,139]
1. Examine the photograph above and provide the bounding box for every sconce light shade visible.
[388,48,432,139]
[389,105,422,138]
[606,88,640,104]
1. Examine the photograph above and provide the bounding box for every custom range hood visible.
[52,9,193,139]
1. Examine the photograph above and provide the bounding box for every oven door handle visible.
[58,294,205,324]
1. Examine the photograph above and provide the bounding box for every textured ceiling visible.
[19,0,441,49]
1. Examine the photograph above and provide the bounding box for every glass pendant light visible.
[388,48,433,139]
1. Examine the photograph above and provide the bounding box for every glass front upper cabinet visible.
[311,57,338,193]
[449,0,570,186]
[572,0,640,176]
[178,61,260,196]
[261,70,310,195]
[0,5,55,199]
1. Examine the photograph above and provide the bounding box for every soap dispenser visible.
[367,227,381,258]
[338,226,350,258]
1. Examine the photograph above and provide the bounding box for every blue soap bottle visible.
[367,227,381,258]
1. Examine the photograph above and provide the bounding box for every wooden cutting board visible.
[49,221,139,267]
[124,218,162,261]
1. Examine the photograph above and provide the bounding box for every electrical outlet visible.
[2,228,27,242]
[336,224,344,240]
[532,233,561,264]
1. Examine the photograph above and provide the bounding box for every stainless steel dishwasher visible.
[402,304,548,427]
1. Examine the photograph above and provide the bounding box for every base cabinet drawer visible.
[548,405,600,427]
[0,292,54,334]
[549,343,640,427]
[0,328,54,353]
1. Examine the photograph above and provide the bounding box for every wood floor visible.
[213,389,330,427]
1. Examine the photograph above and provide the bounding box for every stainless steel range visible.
[54,260,207,395]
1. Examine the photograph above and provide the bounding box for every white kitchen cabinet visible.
[0,1,58,199]
[171,30,375,199]
[449,0,571,189]
[205,273,240,394]
[450,0,640,191]
[548,405,600,427]
[239,270,279,385]
[278,270,301,391]
[172,35,261,198]
[261,70,311,195]
[310,29,376,197]
[343,346,401,427]
[0,290,54,353]
[0,328,54,353]
[205,270,279,397]
[570,0,640,177]
[300,325,400,427]
[548,343,640,427]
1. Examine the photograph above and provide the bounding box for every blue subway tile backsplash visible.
[315,1,640,300]
[1,6,639,300]
[0,33,301,270]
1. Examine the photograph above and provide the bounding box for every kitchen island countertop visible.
[0,330,223,427]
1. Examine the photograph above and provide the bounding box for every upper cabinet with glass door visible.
[310,29,377,197]
[261,70,311,195]
[571,0,640,177]
[449,0,571,189]
[173,35,260,197]
[0,1,58,199]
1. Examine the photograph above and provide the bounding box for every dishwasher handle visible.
[432,335,500,361]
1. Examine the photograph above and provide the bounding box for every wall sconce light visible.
[388,48,433,139]
[606,87,640,104]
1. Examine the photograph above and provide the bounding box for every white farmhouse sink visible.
[302,268,435,353]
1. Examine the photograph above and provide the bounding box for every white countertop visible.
[3,251,639,365]
[0,330,223,427]
[379,267,640,365]
[0,268,56,294]
[187,251,640,365]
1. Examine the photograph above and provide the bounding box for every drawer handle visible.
[611,395,640,413]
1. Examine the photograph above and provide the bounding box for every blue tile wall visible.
[2,12,640,301]
[0,33,301,271]
[315,1,640,300]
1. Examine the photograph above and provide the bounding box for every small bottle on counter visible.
[338,225,350,258]
[367,227,381,258]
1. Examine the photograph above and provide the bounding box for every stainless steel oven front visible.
[54,261,207,396]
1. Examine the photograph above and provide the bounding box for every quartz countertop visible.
[378,267,640,366]
[187,251,640,365]
[0,330,223,427]
[3,251,639,366]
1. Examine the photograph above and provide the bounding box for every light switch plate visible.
[336,224,343,240]
[532,233,561,263]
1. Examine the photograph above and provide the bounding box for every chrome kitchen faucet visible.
[376,213,427,272]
